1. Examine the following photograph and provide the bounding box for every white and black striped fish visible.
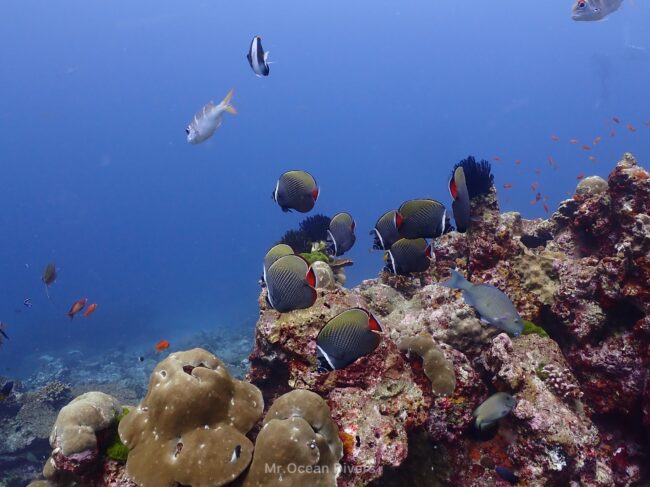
[247,36,270,77]
[384,238,432,275]
[326,212,356,257]
[316,308,383,372]
[395,199,447,239]
[266,255,317,313]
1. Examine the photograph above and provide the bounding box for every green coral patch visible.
[106,433,129,462]
[521,320,550,338]
[299,251,330,265]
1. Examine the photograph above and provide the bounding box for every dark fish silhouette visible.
[449,166,471,232]
[385,238,431,275]
[272,170,319,213]
[42,263,57,299]
[396,199,447,239]
[326,212,356,256]
[247,36,270,77]
[266,255,317,312]
[371,210,400,250]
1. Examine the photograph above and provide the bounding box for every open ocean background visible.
[1,0,649,376]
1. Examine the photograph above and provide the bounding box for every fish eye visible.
[578,1,585,7]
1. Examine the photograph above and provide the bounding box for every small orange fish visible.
[531,181,539,192]
[83,303,97,318]
[530,192,542,205]
[155,340,170,353]
[493,156,502,161]
[547,156,557,168]
[577,173,585,180]
[67,298,87,320]
[569,139,578,144]
[612,116,620,124]
[543,201,549,214]
[503,183,513,189]
[643,121,650,127]
[534,168,542,176]
[610,130,616,137]
[581,145,591,151]
[514,159,522,165]
[627,123,637,133]
[588,156,597,162]
[593,136,602,145]
[550,134,560,142]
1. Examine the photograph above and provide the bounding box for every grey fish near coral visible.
[371,210,400,250]
[326,212,356,256]
[395,199,447,239]
[266,254,317,312]
[473,392,517,432]
[316,308,383,372]
[384,238,431,275]
[449,166,471,233]
[272,170,320,213]
[441,269,524,336]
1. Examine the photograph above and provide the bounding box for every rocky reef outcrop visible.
[24,153,649,486]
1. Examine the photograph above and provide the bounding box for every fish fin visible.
[440,268,469,290]
[264,50,270,62]
[222,89,237,114]
[44,284,51,301]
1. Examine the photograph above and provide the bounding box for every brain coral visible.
[118,348,263,487]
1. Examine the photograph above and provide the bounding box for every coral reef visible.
[22,153,650,486]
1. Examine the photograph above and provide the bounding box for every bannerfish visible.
[441,269,524,336]
[272,170,320,213]
[247,36,270,77]
[572,0,623,21]
[42,263,57,299]
[384,238,432,275]
[371,210,400,250]
[155,340,170,353]
[263,244,294,283]
[316,308,383,372]
[83,303,97,318]
[495,466,519,485]
[449,166,471,233]
[266,254,317,313]
[473,392,517,431]
[67,298,87,319]
[326,212,356,256]
[186,89,237,144]
[395,199,447,239]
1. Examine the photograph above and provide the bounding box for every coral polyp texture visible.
[25,153,649,486]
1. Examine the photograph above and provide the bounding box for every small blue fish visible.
[473,392,517,432]
[441,269,523,336]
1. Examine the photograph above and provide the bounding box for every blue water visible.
[1,1,649,374]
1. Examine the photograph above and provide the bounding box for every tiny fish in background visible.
[23,298,32,308]
[493,156,501,161]
[67,298,87,319]
[514,159,522,165]
[155,340,170,353]
[589,156,597,161]
[503,183,513,189]
[550,134,560,141]
[612,116,621,124]
[581,145,591,150]
[138,356,145,362]
[0,322,9,341]
[643,121,650,126]
[593,136,602,145]
[577,173,585,180]
[569,139,578,144]
[473,392,517,431]
[186,89,237,144]
[247,36,270,77]
[627,123,637,133]
[83,303,97,318]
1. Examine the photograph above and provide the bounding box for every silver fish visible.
[572,0,623,21]
[473,392,517,431]
[441,269,523,336]
[186,89,237,144]
[247,36,270,77]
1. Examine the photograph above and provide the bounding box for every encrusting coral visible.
[118,348,264,487]
[397,334,456,396]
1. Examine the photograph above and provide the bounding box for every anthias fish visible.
[262,244,294,283]
[186,89,237,144]
[316,308,383,372]
[572,0,623,21]
[371,210,400,251]
[473,392,517,431]
[247,36,270,77]
[272,170,319,213]
[265,254,317,313]
[385,238,431,275]
[449,166,471,233]
[327,212,356,257]
[83,303,97,318]
[441,269,524,336]
[67,298,87,320]
[155,340,170,352]
[395,199,447,239]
